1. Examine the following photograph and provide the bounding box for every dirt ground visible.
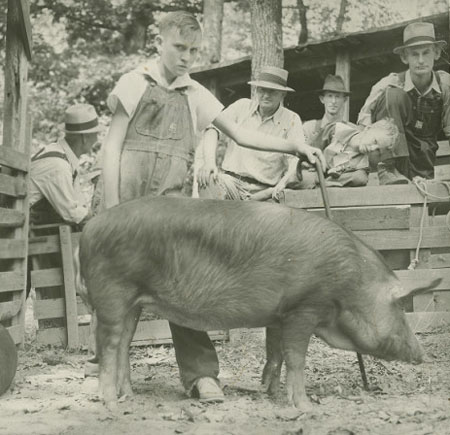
[0,326,449,435]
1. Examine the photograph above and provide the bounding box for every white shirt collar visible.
[133,59,196,90]
[404,70,441,95]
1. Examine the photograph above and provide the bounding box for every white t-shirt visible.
[107,59,224,139]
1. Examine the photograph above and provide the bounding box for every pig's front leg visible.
[282,310,318,411]
[262,325,283,395]
[116,305,142,398]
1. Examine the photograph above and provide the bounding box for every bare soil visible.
[0,328,449,435]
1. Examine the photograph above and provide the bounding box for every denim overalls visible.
[119,77,196,201]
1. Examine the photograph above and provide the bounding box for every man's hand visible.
[295,144,326,172]
[272,179,287,201]
[197,163,218,188]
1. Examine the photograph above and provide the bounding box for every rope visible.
[408,178,450,270]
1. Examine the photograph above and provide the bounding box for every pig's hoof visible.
[118,383,133,398]
[291,396,313,412]
[262,364,281,395]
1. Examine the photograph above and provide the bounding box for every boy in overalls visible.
[102,11,324,402]
[358,22,450,184]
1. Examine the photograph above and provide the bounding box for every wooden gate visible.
[0,0,33,345]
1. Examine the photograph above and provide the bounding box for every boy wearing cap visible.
[358,21,450,183]
[197,66,306,201]
[29,103,100,226]
[102,11,324,403]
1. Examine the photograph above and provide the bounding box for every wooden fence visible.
[29,225,228,348]
[280,143,450,332]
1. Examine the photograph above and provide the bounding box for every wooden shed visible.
[191,12,449,124]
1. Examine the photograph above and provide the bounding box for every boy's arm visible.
[197,127,219,188]
[212,111,326,169]
[102,102,130,208]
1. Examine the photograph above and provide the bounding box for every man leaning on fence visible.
[358,22,450,184]
[29,104,100,228]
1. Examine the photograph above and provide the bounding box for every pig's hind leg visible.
[262,325,283,395]
[94,285,136,411]
[281,310,318,411]
[116,305,142,398]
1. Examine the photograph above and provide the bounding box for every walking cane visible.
[297,158,369,391]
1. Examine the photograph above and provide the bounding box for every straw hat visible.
[319,75,351,96]
[393,22,447,54]
[248,66,295,92]
[64,104,100,134]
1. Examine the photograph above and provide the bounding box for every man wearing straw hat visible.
[197,66,306,201]
[29,103,100,226]
[358,21,450,183]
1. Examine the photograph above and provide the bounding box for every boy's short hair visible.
[159,11,202,38]
[369,118,399,149]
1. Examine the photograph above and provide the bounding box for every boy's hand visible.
[295,144,326,172]
[197,163,218,188]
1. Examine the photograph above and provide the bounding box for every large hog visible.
[77,196,438,410]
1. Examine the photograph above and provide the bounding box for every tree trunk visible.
[297,0,308,44]
[202,0,224,64]
[335,0,349,35]
[249,0,283,83]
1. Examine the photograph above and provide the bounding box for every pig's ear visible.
[392,278,442,301]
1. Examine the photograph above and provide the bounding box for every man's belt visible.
[223,170,270,187]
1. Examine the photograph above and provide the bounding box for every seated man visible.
[197,66,307,202]
[29,103,100,227]
[303,74,350,149]
[358,22,450,184]
[297,119,399,188]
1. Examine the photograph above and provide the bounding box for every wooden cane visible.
[297,158,369,391]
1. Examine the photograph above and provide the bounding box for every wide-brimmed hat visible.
[64,104,101,134]
[319,75,351,96]
[393,22,447,54]
[248,66,295,92]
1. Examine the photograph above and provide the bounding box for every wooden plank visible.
[0,239,27,259]
[30,268,63,288]
[17,0,33,61]
[7,324,23,345]
[435,164,450,180]
[396,268,450,289]
[28,234,61,255]
[0,300,23,322]
[0,207,25,227]
[434,291,450,311]
[282,183,450,209]
[335,48,351,122]
[309,206,410,230]
[406,311,450,332]
[0,173,26,198]
[356,226,450,250]
[436,141,450,158]
[0,146,29,172]
[37,321,229,348]
[431,253,450,268]
[0,271,24,292]
[59,225,79,348]
[34,298,64,320]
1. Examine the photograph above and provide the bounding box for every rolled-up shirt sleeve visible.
[438,71,450,137]
[31,159,88,224]
[107,72,147,118]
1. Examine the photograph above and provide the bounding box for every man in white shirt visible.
[29,104,100,227]
[197,66,305,201]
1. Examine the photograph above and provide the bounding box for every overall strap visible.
[31,150,69,163]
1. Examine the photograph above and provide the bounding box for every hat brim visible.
[319,88,351,96]
[64,125,101,134]
[248,80,295,92]
[393,40,447,54]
